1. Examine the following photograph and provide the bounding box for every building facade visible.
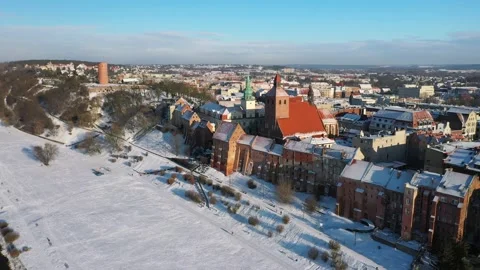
[211,122,246,176]
[352,129,407,163]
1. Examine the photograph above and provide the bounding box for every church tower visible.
[264,74,289,131]
[242,76,256,118]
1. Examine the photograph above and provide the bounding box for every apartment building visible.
[398,85,434,99]
[352,129,407,163]
[336,160,415,232]
[369,106,434,132]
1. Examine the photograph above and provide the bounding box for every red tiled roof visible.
[277,99,326,137]
[317,109,335,120]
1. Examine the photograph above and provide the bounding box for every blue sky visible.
[1,0,479,64]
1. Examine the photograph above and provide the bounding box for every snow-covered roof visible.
[342,161,414,193]
[237,134,255,146]
[447,107,475,115]
[284,140,315,154]
[436,170,474,198]
[385,170,415,193]
[444,148,476,167]
[341,160,371,181]
[252,136,274,153]
[339,114,361,122]
[213,122,238,142]
[301,137,334,145]
[182,110,195,121]
[270,144,284,156]
[200,102,227,115]
[409,171,443,190]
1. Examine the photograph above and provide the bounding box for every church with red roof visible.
[261,74,327,141]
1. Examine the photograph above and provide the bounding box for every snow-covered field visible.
[0,125,413,269]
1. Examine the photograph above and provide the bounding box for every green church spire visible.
[244,75,255,101]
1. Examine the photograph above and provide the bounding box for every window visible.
[279,100,281,105]
[284,100,286,104]
[406,198,410,205]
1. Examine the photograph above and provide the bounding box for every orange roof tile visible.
[317,109,335,120]
[277,99,326,138]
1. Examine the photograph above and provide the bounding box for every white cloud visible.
[0,25,479,65]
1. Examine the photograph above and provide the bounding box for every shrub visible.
[329,240,341,251]
[212,184,221,191]
[206,179,213,186]
[8,247,20,258]
[227,206,238,214]
[185,174,195,184]
[4,231,20,243]
[77,134,101,155]
[321,251,329,262]
[0,220,8,229]
[175,166,183,173]
[207,191,213,197]
[220,185,236,197]
[1,227,13,236]
[282,215,290,224]
[33,143,59,165]
[305,196,317,213]
[171,173,177,179]
[276,180,294,204]
[276,225,284,233]
[308,247,319,260]
[267,231,273,238]
[159,170,166,176]
[247,179,257,189]
[245,200,251,206]
[234,192,242,201]
[331,252,347,270]
[167,178,176,185]
[248,216,260,226]
[199,175,208,185]
[108,158,117,163]
[185,190,202,203]
[209,196,217,205]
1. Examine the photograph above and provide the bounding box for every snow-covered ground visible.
[0,125,413,269]
[135,129,188,158]
[40,115,94,145]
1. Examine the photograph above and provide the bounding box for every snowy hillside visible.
[0,125,413,269]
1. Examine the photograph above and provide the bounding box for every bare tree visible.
[276,180,294,204]
[33,143,59,165]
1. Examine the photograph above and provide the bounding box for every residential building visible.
[435,108,478,139]
[398,85,434,99]
[424,141,480,174]
[278,141,363,196]
[172,103,192,128]
[427,170,479,246]
[336,160,415,232]
[211,122,246,176]
[190,120,215,150]
[369,107,434,132]
[181,111,201,139]
[401,171,443,243]
[352,129,407,163]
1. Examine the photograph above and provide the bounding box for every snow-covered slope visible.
[0,126,290,269]
[0,125,413,269]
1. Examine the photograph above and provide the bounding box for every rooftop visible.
[409,171,443,190]
[436,170,475,198]
[277,99,326,138]
[212,121,239,142]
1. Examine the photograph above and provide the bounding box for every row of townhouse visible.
[336,159,480,247]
